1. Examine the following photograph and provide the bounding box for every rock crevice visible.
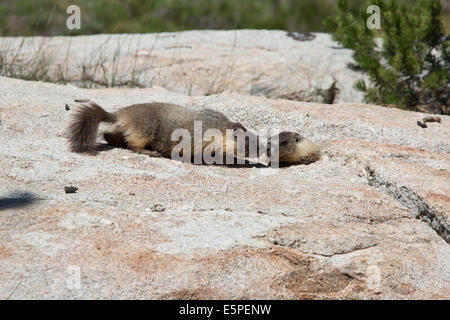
[365,166,450,244]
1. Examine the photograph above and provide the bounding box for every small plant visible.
[0,38,53,82]
[326,0,450,114]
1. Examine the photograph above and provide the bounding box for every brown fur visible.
[68,102,259,163]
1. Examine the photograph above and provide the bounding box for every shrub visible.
[326,0,450,114]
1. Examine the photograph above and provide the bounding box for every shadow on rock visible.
[95,143,116,153]
[0,191,40,211]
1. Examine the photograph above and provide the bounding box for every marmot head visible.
[267,131,320,166]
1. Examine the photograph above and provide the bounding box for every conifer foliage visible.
[326,0,449,114]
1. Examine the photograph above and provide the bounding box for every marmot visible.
[68,102,260,164]
[68,102,320,166]
[266,131,320,166]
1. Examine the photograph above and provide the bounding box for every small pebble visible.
[150,204,165,212]
[65,104,70,111]
[64,186,78,194]
[417,121,427,128]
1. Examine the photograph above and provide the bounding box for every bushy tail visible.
[68,102,116,153]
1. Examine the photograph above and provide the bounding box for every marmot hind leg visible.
[104,130,161,157]
[124,131,161,157]
[103,130,127,147]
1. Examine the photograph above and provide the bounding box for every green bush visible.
[326,0,449,114]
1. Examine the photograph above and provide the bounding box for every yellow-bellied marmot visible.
[67,102,320,166]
